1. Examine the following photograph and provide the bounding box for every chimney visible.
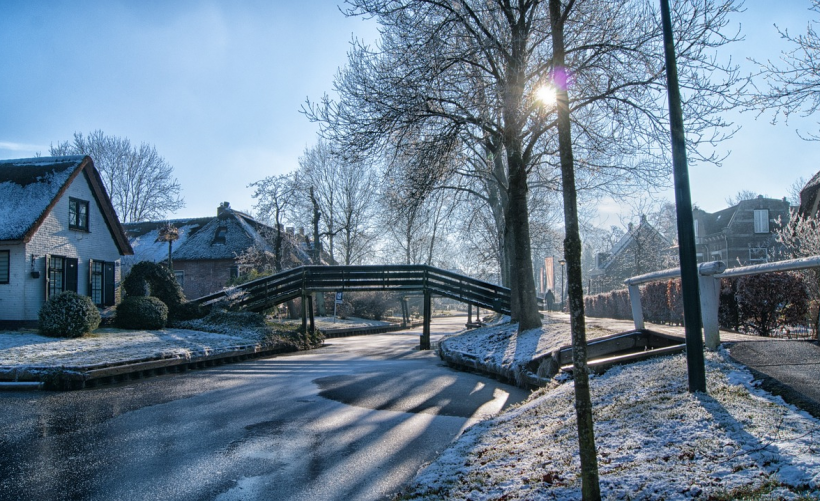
[217,202,230,216]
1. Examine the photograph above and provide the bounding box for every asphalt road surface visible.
[0,316,528,501]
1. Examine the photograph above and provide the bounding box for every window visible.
[69,198,89,231]
[47,255,78,298]
[749,246,769,264]
[89,260,115,306]
[213,226,227,244]
[753,209,769,234]
[0,250,8,284]
[174,270,184,288]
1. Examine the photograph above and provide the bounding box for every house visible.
[123,202,318,299]
[0,156,133,327]
[799,171,820,216]
[587,216,673,294]
[692,196,791,267]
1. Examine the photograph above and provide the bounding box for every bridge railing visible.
[192,264,511,315]
[623,255,820,348]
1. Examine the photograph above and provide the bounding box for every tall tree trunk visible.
[550,0,601,498]
[502,18,540,331]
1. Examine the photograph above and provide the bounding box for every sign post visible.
[334,291,343,323]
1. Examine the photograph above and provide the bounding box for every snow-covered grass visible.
[0,328,261,368]
[439,317,617,384]
[401,349,820,500]
[269,315,393,331]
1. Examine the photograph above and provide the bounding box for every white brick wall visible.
[0,170,123,321]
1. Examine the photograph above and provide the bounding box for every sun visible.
[536,85,557,106]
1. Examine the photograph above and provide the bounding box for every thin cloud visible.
[0,141,46,153]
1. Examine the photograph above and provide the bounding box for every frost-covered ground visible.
[269,316,393,331]
[402,348,820,500]
[0,316,389,370]
[439,316,619,380]
[0,328,261,368]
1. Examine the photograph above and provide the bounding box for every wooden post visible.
[421,290,431,350]
[307,293,315,335]
[467,303,472,324]
[301,292,308,334]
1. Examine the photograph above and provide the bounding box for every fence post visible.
[627,284,645,330]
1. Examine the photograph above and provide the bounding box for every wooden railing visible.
[191,265,511,350]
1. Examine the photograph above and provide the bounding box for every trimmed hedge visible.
[123,261,185,313]
[39,291,101,338]
[116,296,169,330]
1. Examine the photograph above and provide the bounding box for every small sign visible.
[335,292,344,304]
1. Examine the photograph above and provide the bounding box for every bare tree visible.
[50,130,184,222]
[307,0,741,333]
[725,189,763,206]
[250,173,297,272]
[752,0,820,140]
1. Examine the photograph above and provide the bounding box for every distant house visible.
[588,216,673,294]
[799,171,820,216]
[692,196,791,267]
[123,202,319,299]
[0,156,133,327]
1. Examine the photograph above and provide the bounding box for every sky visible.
[1,0,819,225]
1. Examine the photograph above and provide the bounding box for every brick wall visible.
[173,259,234,300]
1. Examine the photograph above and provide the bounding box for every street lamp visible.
[558,258,566,307]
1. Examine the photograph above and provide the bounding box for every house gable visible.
[0,156,132,255]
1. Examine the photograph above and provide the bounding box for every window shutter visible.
[65,258,78,293]
[754,209,769,233]
[88,259,94,299]
[104,262,115,306]
[45,254,50,301]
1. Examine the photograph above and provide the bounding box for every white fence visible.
[623,255,820,349]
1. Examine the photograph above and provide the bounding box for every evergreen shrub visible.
[39,291,101,338]
[116,296,168,330]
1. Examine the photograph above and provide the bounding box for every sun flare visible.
[536,85,557,106]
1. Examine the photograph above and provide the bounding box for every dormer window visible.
[213,226,227,244]
[69,198,89,231]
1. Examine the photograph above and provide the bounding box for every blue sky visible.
[1,1,819,223]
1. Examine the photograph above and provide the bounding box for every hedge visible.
[584,272,810,336]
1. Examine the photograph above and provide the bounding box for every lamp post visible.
[559,258,566,308]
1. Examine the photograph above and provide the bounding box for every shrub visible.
[736,272,809,336]
[173,301,206,321]
[116,296,168,330]
[667,279,684,325]
[718,278,740,331]
[39,291,101,338]
[348,291,394,320]
[122,261,185,315]
[642,281,670,324]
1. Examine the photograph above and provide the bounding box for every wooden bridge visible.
[192,265,512,350]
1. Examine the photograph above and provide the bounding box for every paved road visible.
[0,316,528,501]
[728,340,820,418]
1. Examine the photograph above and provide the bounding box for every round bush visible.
[116,296,169,330]
[39,291,101,338]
